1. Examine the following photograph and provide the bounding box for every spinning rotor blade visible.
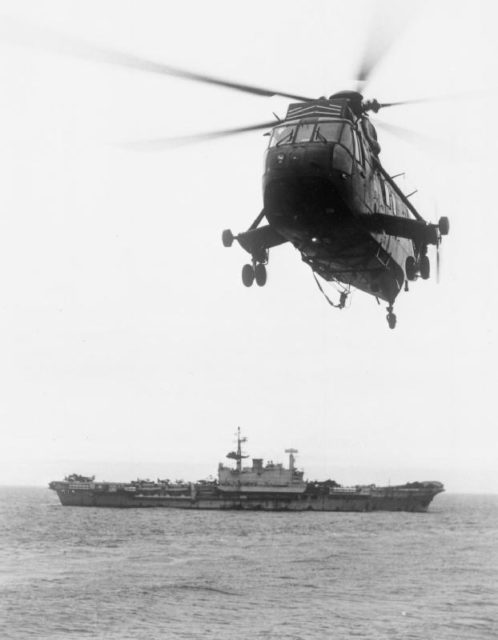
[355,36,396,92]
[354,3,415,91]
[0,18,312,102]
[373,119,450,153]
[377,90,480,110]
[379,97,446,109]
[123,120,277,150]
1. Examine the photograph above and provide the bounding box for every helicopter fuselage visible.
[262,104,415,303]
[224,95,448,327]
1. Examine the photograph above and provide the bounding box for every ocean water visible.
[0,489,497,640]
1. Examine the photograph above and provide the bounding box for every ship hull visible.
[51,486,442,513]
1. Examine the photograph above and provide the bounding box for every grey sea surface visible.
[0,489,497,639]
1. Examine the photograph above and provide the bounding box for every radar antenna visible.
[285,448,298,472]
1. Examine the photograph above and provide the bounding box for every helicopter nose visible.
[264,176,340,220]
[263,144,352,223]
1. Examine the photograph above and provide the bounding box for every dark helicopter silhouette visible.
[4,16,450,328]
[221,91,449,329]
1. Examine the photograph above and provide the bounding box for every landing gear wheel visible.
[420,255,430,280]
[241,264,255,287]
[405,256,417,281]
[438,216,450,236]
[386,312,397,329]
[254,263,267,287]
[222,229,234,247]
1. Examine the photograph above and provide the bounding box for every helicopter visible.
[220,91,449,329]
[4,17,450,329]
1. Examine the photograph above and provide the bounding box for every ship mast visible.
[225,427,248,472]
[235,426,247,472]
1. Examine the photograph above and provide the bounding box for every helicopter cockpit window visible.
[314,122,343,143]
[333,145,353,175]
[269,125,296,147]
[295,123,315,143]
[329,122,354,175]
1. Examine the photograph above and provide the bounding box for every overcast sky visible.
[0,0,496,492]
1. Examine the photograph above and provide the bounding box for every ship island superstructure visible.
[49,429,444,512]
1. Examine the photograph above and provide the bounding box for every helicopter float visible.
[4,18,450,329]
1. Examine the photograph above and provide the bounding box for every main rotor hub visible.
[328,91,381,115]
[362,99,381,113]
[329,90,364,116]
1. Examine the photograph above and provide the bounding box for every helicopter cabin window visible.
[381,180,390,207]
[295,123,315,143]
[269,125,296,147]
[314,121,343,143]
[383,186,397,214]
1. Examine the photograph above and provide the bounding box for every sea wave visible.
[0,489,497,640]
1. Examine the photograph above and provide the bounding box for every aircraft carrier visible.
[49,431,444,512]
